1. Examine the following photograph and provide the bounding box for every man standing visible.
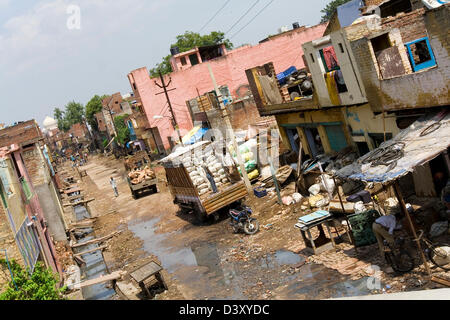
[110,177,119,197]
[372,213,402,259]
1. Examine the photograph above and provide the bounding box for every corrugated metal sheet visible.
[336,111,450,183]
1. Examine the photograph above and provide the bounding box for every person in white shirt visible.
[372,213,403,259]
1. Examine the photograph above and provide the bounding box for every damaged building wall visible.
[348,5,450,112]
[21,146,67,242]
[128,24,327,149]
[275,108,354,157]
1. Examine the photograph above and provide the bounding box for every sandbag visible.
[198,183,209,191]
[292,193,304,204]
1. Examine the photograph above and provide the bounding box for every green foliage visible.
[320,0,352,23]
[0,260,64,300]
[102,138,109,149]
[53,101,85,132]
[85,95,107,131]
[150,31,233,77]
[113,114,131,146]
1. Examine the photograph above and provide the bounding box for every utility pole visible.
[155,71,184,147]
[207,63,252,192]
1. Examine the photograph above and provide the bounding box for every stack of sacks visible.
[230,139,259,180]
[182,150,230,196]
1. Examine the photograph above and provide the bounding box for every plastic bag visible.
[354,201,366,214]
[308,184,321,196]
[292,193,304,204]
[282,196,294,206]
[320,175,335,194]
[248,169,260,180]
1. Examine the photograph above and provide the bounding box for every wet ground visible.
[127,215,374,300]
[71,155,446,300]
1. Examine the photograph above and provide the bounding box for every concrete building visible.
[0,121,65,279]
[245,0,449,197]
[127,23,327,151]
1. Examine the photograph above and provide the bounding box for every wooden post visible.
[393,182,431,276]
[207,63,252,193]
[268,157,282,205]
[296,141,303,193]
[333,176,356,248]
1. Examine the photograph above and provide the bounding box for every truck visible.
[124,151,158,200]
[160,141,248,222]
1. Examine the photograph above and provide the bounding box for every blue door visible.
[325,125,348,152]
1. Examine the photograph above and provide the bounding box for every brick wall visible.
[228,98,277,131]
[381,8,427,43]
[0,205,24,285]
[22,145,46,187]
[348,5,449,112]
[68,123,88,139]
[0,120,42,149]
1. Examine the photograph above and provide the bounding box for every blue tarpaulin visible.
[185,128,209,145]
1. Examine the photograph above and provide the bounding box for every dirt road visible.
[76,155,445,300]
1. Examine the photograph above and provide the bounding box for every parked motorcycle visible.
[229,206,260,235]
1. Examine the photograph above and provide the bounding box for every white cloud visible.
[0,0,172,73]
[0,0,11,8]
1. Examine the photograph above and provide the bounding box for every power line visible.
[225,0,261,35]
[198,0,232,33]
[230,0,275,39]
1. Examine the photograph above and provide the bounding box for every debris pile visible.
[128,167,156,185]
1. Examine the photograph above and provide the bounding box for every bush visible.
[0,260,65,300]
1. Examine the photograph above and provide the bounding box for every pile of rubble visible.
[128,167,156,185]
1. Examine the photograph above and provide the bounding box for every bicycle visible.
[384,230,450,273]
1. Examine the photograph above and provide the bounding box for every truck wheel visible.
[152,185,158,194]
[194,205,207,223]
[132,190,137,200]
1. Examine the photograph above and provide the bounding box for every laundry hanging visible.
[322,46,340,71]
[324,71,341,105]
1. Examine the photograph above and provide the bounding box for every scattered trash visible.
[429,221,449,238]
[282,196,294,206]
[354,201,366,214]
[308,184,321,196]
[292,193,304,204]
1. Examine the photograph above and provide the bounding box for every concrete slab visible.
[329,288,450,300]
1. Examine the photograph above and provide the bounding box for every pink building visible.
[128,23,327,150]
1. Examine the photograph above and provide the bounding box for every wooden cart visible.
[130,261,168,298]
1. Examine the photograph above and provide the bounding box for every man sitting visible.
[372,212,403,260]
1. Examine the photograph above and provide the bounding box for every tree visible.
[53,108,69,132]
[113,114,131,146]
[64,101,85,126]
[320,0,352,23]
[150,31,233,77]
[0,260,65,300]
[85,95,107,131]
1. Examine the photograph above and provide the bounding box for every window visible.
[180,56,187,66]
[369,133,393,148]
[338,43,344,54]
[310,54,315,63]
[189,54,199,66]
[405,37,436,72]
[132,83,137,90]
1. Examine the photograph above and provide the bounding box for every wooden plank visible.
[130,261,163,284]
[202,184,246,207]
[74,245,108,258]
[75,271,126,289]
[376,46,406,79]
[204,189,248,214]
[71,231,122,248]
[431,276,450,288]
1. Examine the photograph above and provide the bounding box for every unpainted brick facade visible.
[347,5,449,112]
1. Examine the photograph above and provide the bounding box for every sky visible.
[0,0,330,127]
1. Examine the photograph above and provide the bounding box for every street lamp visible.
[153,115,184,146]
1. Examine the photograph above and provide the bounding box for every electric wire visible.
[225,0,261,35]
[229,0,276,39]
[198,0,232,33]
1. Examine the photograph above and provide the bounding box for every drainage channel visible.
[73,205,116,300]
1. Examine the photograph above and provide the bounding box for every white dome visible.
[43,116,58,130]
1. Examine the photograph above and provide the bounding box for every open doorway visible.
[304,127,324,157]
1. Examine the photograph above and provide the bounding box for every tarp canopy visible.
[335,111,450,184]
[185,127,209,145]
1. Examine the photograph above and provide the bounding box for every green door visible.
[325,125,348,152]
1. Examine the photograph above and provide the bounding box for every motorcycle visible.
[229,206,260,235]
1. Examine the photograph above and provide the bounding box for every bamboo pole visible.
[393,182,431,276]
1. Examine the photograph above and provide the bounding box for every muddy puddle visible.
[73,205,116,300]
[129,216,376,300]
